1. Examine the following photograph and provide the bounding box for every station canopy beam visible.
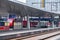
[0,0,59,17]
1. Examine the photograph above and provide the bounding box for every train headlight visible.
[5,22,9,26]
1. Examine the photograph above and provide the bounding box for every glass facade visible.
[26,0,60,12]
[45,0,60,11]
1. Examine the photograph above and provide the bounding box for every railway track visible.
[7,28,60,40]
[40,33,60,40]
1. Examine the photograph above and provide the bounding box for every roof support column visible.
[27,15,30,29]
[38,17,40,28]
[51,15,55,28]
[20,16,23,29]
[52,21,54,28]
[58,16,60,27]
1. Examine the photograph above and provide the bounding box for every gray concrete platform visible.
[0,27,60,40]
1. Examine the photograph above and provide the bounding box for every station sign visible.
[9,14,16,18]
[30,17,53,21]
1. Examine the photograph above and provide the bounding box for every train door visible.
[30,20,39,28]
[14,18,22,30]
[22,20,27,28]
[22,16,28,29]
[29,17,39,29]
[58,22,60,27]
[7,19,14,30]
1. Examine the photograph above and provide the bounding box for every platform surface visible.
[0,27,60,39]
[0,27,60,36]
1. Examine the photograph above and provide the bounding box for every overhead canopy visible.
[0,0,59,17]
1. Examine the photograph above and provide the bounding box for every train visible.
[0,18,14,30]
[22,17,52,28]
[0,17,59,30]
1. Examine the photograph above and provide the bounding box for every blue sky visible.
[17,0,26,3]
[10,0,26,3]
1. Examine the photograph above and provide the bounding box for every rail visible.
[7,27,60,40]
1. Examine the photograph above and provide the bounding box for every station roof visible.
[0,0,59,17]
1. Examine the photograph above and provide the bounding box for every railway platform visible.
[0,27,60,40]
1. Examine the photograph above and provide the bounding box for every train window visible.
[14,19,22,22]
[0,22,4,26]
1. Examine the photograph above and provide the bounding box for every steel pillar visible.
[51,15,55,28]
[27,15,30,29]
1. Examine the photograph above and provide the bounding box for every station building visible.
[26,0,60,13]
[0,0,59,30]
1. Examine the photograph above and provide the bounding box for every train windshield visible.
[0,19,7,26]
